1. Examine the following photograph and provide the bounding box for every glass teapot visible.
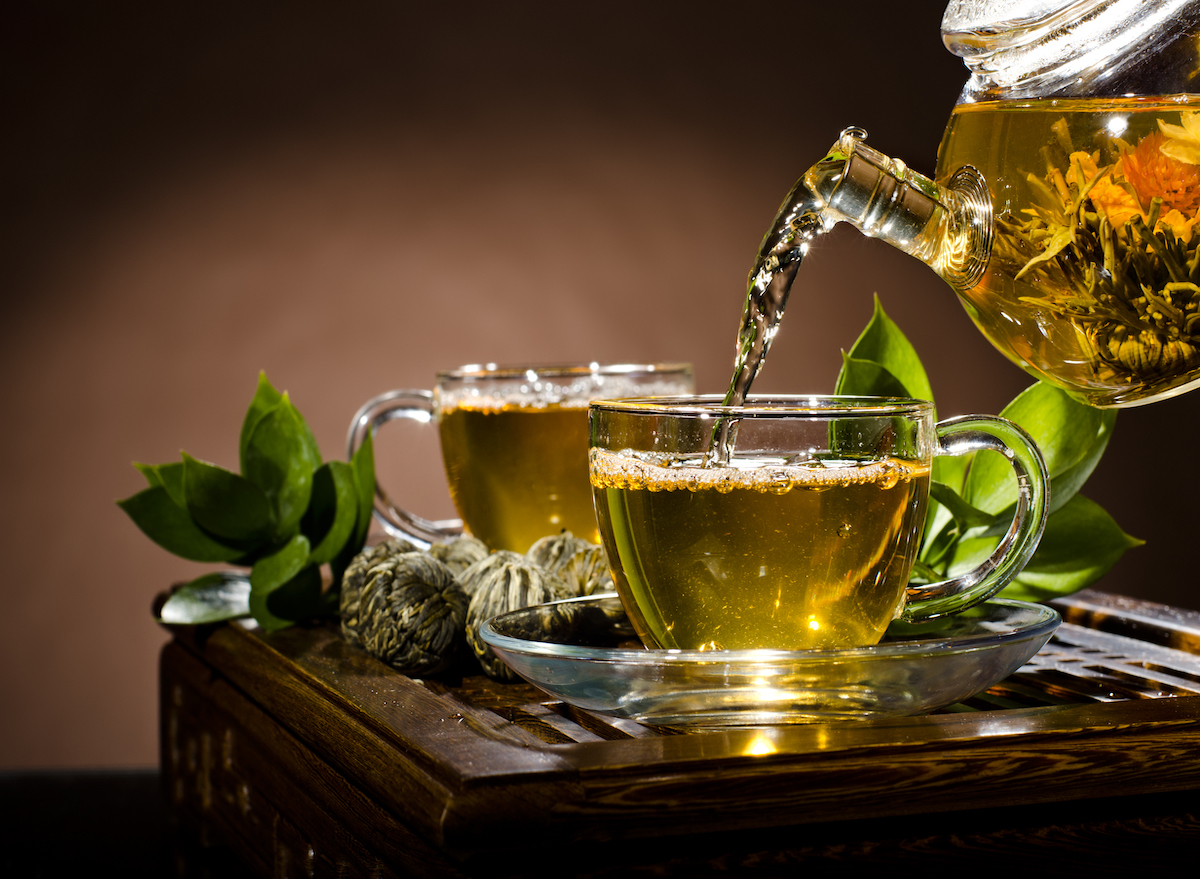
[802,0,1200,407]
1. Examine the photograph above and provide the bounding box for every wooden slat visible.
[1053,589,1200,653]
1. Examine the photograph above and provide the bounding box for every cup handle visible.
[899,415,1049,622]
[346,390,464,548]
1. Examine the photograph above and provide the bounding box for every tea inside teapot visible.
[938,95,1200,407]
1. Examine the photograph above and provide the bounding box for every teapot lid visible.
[943,0,1200,101]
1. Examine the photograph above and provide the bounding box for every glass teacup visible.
[589,395,1048,651]
[349,362,694,552]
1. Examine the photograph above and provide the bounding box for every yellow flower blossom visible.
[1089,175,1144,226]
[1068,150,1101,182]
[1066,151,1142,225]
[1159,207,1199,245]
[1157,111,1200,165]
[1062,129,1200,236]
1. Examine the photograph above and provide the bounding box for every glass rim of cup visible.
[588,394,934,418]
[437,362,695,382]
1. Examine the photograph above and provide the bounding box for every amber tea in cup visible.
[349,363,694,553]
[589,396,1048,651]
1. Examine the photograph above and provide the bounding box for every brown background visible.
[3,1,1199,770]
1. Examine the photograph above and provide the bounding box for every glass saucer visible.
[480,593,1060,729]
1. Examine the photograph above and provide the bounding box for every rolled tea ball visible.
[456,550,525,599]
[527,532,613,596]
[463,553,573,681]
[526,531,588,572]
[555,542,614,596]
[355,551,469,676]
[341,537,420,646]
[428,534,489,576]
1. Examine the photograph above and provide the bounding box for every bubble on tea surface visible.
[764,471,793,495]
[876,461,902,490]
[590,448,927,497]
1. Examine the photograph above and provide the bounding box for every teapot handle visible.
[900,415,1049,622]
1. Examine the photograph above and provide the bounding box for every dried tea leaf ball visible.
[556,542,614,596]
[463,553,573,681]
[526,531,588,571]
[428,534,489,576]
[527,532,613,596]
[456,550,525,599]
[355,551,469,676]
[340,537,420,645]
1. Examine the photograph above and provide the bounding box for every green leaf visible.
[932,453,969,495]
[351,430,375,547]
[249,533,313,630]
[921,453,973,559]
[240,374,322,480]
[182,453,275,542]
[1044,408,1116,514]
[929,483,998,530]
[303,461,360,565]
[158,572,251,625]
[830,356,919,458]
[262,565,324,631]
[242,394,320,538]
[833,299,959,549]
[942,530,1003,581]
[834,355,913,399]
[239,372,283,467]
[963,382,1112,515]
[249,532,310,592]
[135,462,163,488]
[919,516,962,570]
[332,431,376,584]
[924,451,971,534]
[999,495,1143,602]
[135,461,188,510]
[945,494,1142,601]
[829,298,1135,608]
[228,542,284,568]
[836,295,934,403]
[117,486,245,562]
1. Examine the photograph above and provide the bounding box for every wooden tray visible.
[160,589,1200,876]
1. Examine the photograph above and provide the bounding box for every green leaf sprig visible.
[120,373,375,630]
[837,296,1142,602]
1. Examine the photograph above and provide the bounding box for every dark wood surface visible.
[160,589,1200,876]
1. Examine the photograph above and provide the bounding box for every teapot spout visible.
[810,127,992,292]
